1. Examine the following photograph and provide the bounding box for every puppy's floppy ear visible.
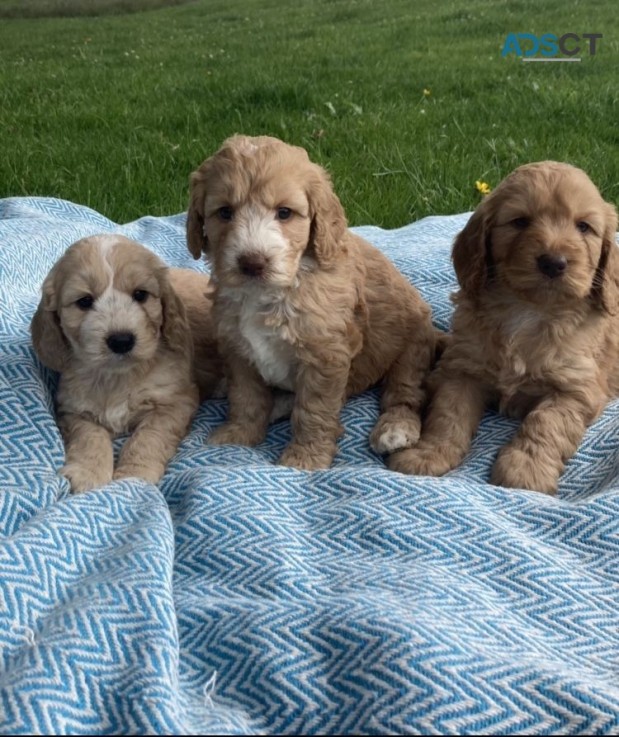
[187,166,209,260]
[452,198,493,298]
[590,202,619,315]
[306,164,348,268]
[30,269,71,372]
[158,268,193,356]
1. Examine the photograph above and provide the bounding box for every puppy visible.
[186,135,436,470]
[390,162,619,494]
[31,234,221,492]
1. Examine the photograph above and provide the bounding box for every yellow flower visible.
[475,180,491,195]
[423,88,431,96]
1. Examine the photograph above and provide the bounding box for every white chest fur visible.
[234,290,298,391]
[502,306,545,344]
[495,302,597,392]
[57,362,171,435]
[58,370,137,434]
[96,397,131,433]
[498,307,546,379]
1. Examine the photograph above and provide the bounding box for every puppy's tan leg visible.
[389,374,487,476]
[59,414,114,493]
[370,329,435,455]
[114,397,197,484]
[278,354,350,470]
[208,355,273,446]
[491,392,599,494]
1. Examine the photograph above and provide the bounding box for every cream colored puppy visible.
[187,135,436,470]
[31,234,221,492]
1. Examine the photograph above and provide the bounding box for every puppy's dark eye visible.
[218,206,233,222]
[133,289,149,303]
[276,207,292,221]
[512,217,530,230]
[576,221,590,233]
[76,295,94,310]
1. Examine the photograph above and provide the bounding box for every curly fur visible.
[31,235,221,492]
[187,135,437,470]
[391,161,619,494]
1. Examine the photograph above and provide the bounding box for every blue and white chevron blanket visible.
[1,197,619,735]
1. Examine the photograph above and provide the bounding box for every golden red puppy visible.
[391,161,619,494]
[187,135,437,470]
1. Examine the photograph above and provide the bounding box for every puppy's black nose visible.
[238,253,267,278]
[106,332,136,354]
[537,254,567,279]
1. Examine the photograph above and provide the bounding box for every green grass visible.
[0,0,617,227]
[0,0,195,18]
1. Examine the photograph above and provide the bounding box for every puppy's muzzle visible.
[537,253,567,279]
[238,253,268,278]
[106,332,136,355]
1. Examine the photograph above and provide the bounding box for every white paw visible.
[370,418,421,454]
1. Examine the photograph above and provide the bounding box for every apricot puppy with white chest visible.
[31,235,221,492]
[391,161,619,494]
[187,135,436,470]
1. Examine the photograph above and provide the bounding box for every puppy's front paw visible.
[387,445,455,477]
[278,442,335,470]
[491,446,559,495]
[61,463,113,493]
[370,416,421,454]
[208,422,265,447]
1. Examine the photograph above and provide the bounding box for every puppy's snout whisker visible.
[537,253,567,279]
[106,332,136,355]
[238,253,268,278]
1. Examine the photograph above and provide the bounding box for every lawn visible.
[0,0,617,228]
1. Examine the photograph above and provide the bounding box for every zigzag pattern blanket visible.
[1,197,618,735]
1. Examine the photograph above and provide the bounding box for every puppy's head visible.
[453,162,619,313]
[187,135,347,288]
[31,235,189,373]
